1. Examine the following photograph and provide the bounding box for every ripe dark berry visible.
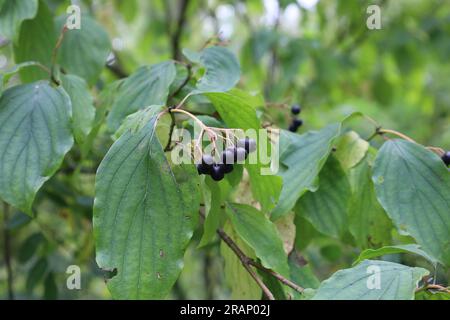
[237,138,257,154]
[224,164,234,174]
[222,149,235,164]
[293,118,303,128]
[236,147,247,162]
[291,104,301,115]
[202,154,214,165]
[210,164,225,181]
[288,124,298,132]
[196,163,210,175]
[442,151,450,166]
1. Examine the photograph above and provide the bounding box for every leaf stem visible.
[377,129,416,143]
[50,25,68,85]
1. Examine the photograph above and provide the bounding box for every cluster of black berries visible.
[288,104,303,132]
[442,151,450,167]
[196,138,257,181]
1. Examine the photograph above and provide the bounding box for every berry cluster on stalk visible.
[197,138,257,181]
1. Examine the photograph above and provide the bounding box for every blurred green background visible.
[0,0,449,299]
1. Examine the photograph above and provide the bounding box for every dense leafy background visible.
[0,0,449,299]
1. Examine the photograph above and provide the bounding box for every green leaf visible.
[226,203,289,276]
[106,61,176,132]
[56,15,111,85]
[0,81,74,214]
[205,89,260,130]
[313,260,429,300]
[415,290,450,300]
[60,74,95,146]
[13,1,56,82]
[183,46,240,93]
[296,155,350,238]
[334,131,369,170]
[348,151,392,248]
[94,116,200,299]
[372,139,450,266]
[18,233,44,263]
[0,0,38,40]
[272,124,341,220]
[26,257,48,292]
[220,222,262,299]
[353,244,439,266]
[0,62,44,97]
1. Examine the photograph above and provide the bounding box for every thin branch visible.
[171,0,190,60]
[249,261,304,294]
[198,210,305,299]
[216,227,275,300]
[50,25,68,85]
[164,110,176,152]
[2,202,14,300]
[378,129,416,143]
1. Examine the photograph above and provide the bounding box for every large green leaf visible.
[0,81,73,214]
[348,151,392,248]
[56,15,111,85]
[271,123,341,220]
[226,203,289,276]
[0,0,38,40]
[220,222,262,299]
[60,74,95,146]
[353,244,439,266]
[296,155,350,238]
[372,139,450,266]
[183,46,240,93]
[334,131,369,170]
[106,61,176,132]
[313,260,429,300]
[13,1,56,82]
[94,116,200,299]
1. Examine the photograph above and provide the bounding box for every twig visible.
[378,129,416,143]
[2,202,14,300]
[216,227,275,300]
[164,109,176,152]
[198,210,305,299]
[50,25,68,84]
[171,0,190,60]
[415,283,450,294]
[249,261,304,293]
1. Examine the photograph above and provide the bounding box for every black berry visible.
[210,164,225,181]
[202,154,214,165]
[222,149,235,164]
[442,151,450,166]
[293,118,303,128]
[196,163,210,175]
[291,104,301,115]
[238,138,256,153]
[236,147,247,162]
[288,124,298,132]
